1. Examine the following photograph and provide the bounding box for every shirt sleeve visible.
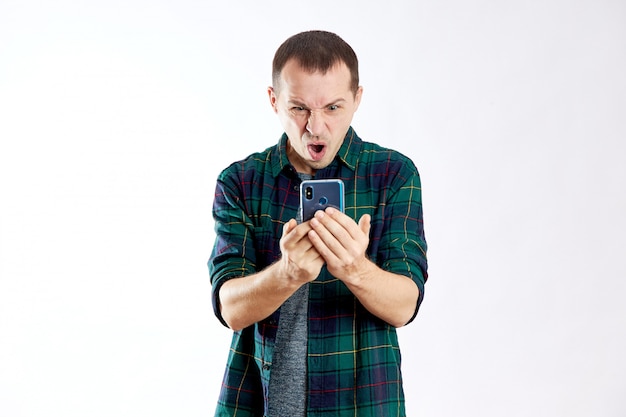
[378,163,428,324]
[208,171,259,328]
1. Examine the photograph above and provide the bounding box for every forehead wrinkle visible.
[278,61,353,109]
[286,96,347,109]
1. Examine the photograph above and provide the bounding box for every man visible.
[208,30,428,417]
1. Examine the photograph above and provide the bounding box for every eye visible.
[292,106,308,112]
[328,104,339,111]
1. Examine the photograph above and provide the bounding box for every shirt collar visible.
[271,126,362,178]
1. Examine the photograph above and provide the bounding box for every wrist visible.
[343,257,377,289]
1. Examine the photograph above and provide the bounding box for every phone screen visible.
[299,179,345,223]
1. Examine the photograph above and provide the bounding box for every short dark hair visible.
[272,30,359,96]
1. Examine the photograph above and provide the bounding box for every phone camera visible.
[305,186,313,200]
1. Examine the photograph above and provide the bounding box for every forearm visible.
[215,219,325,330]
[218,262,301,331]
[306,210,420,327]
[345,259,419,328]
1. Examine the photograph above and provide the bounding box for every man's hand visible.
[218,218,323,331]
[278,219,325,286]
[306,208,371,284]
[307,207,419,327]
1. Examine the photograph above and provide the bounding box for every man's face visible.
[268,59,362,175]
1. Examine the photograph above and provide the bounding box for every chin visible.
[310,159,332,171]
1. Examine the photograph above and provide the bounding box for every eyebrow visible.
[287,98,347,108]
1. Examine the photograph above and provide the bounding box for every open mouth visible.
[307,143,326,161]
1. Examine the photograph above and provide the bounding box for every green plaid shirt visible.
[209,127,428,417]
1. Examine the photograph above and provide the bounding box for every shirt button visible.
[293,185,299,191]
[262,363,271,371]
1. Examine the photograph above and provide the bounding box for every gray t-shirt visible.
[267,173,311,416]
[266,284,309,417]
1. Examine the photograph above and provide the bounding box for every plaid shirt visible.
[209,127,428,417]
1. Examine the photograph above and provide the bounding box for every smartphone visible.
[299,179,345,223]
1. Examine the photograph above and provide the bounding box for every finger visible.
[282,218,297,236]
[358,214,371,237]
[310,212,345,249]
[310,215,353,267]
[316,208,361,243]
[307,228,341,264]
[283,219,314,243]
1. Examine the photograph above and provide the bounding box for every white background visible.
[1,1,625,416]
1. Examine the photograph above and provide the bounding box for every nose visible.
[306,109,324,136]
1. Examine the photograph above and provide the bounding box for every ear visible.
[353,86,363,112]
[268,86,278,113]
